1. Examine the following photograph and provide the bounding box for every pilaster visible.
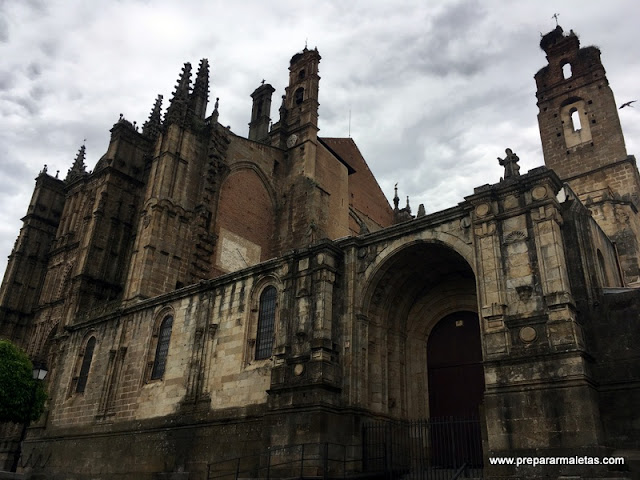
[268,241,342,410]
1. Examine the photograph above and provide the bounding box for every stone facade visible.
[0,28,639,479]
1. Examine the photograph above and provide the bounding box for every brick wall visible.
[216,169,275,271]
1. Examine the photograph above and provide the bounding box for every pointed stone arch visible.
[215,165,277,273]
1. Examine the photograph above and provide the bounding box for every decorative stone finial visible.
[210,97,220,124]
[393,183,399,211]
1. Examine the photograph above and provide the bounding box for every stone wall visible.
[590,289,640,450]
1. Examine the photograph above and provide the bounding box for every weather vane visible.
[552,13,560,26]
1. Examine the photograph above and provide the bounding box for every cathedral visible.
[0,26,639,479]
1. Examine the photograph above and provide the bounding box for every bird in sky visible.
[619,100,636,109]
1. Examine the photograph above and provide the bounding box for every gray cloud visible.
[0,15,7,43]
[26,62,41,79]
[0,0,639,279]
[0,71,13,90]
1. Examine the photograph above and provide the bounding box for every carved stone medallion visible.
[286,134,298,148]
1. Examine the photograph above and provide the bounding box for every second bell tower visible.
[536,26,640,285]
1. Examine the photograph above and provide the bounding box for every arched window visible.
[76,336,96,393]
[570,108,582,131]
[151,315,173,380]
[255,286,277,360]
[562,62,572,79]
[295,87,304,105]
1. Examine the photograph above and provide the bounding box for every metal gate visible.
[362,417,483,479]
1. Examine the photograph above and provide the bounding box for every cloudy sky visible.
[1,0,639,280]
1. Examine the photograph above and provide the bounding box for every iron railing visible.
[362,416,483,480]
[207,417,483,480]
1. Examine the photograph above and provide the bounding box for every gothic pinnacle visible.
[142,94,163,138]
[190,59,210,119]
[175,62,192,96]
[165,62,192,126]
[65,144,88,182]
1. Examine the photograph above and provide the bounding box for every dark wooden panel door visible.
[427,311,484,467]
[427,311,484,418]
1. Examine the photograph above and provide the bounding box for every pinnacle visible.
[175,62,192,96]
[165,62,193,126]
[190,59,210,119]
[194,59,209,91]
[65,144,88,182]
[143,94,163,138]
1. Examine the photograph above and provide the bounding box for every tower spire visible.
[142,94,163,139]
[165,62,192,126]
[65,144,88,183]
[189,58,209,119]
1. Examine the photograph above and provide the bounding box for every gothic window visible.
[150,315,173,380]
[295,87,304,105]
[255,286,277,360]
[76,336,96,393]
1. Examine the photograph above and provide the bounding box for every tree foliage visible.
[0,340,47,423]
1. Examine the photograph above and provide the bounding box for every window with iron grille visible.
[76,336,96,393]
[255,286,276,360]
[151,315,173,380]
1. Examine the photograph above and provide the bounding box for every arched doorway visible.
[427,311,484,418]
[361,241,485,470]
[362,241,483,420]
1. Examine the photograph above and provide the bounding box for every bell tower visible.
[270,47,321,177]
[536,26,629,179]
[536,26,640,285]
[282,47,321,134]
